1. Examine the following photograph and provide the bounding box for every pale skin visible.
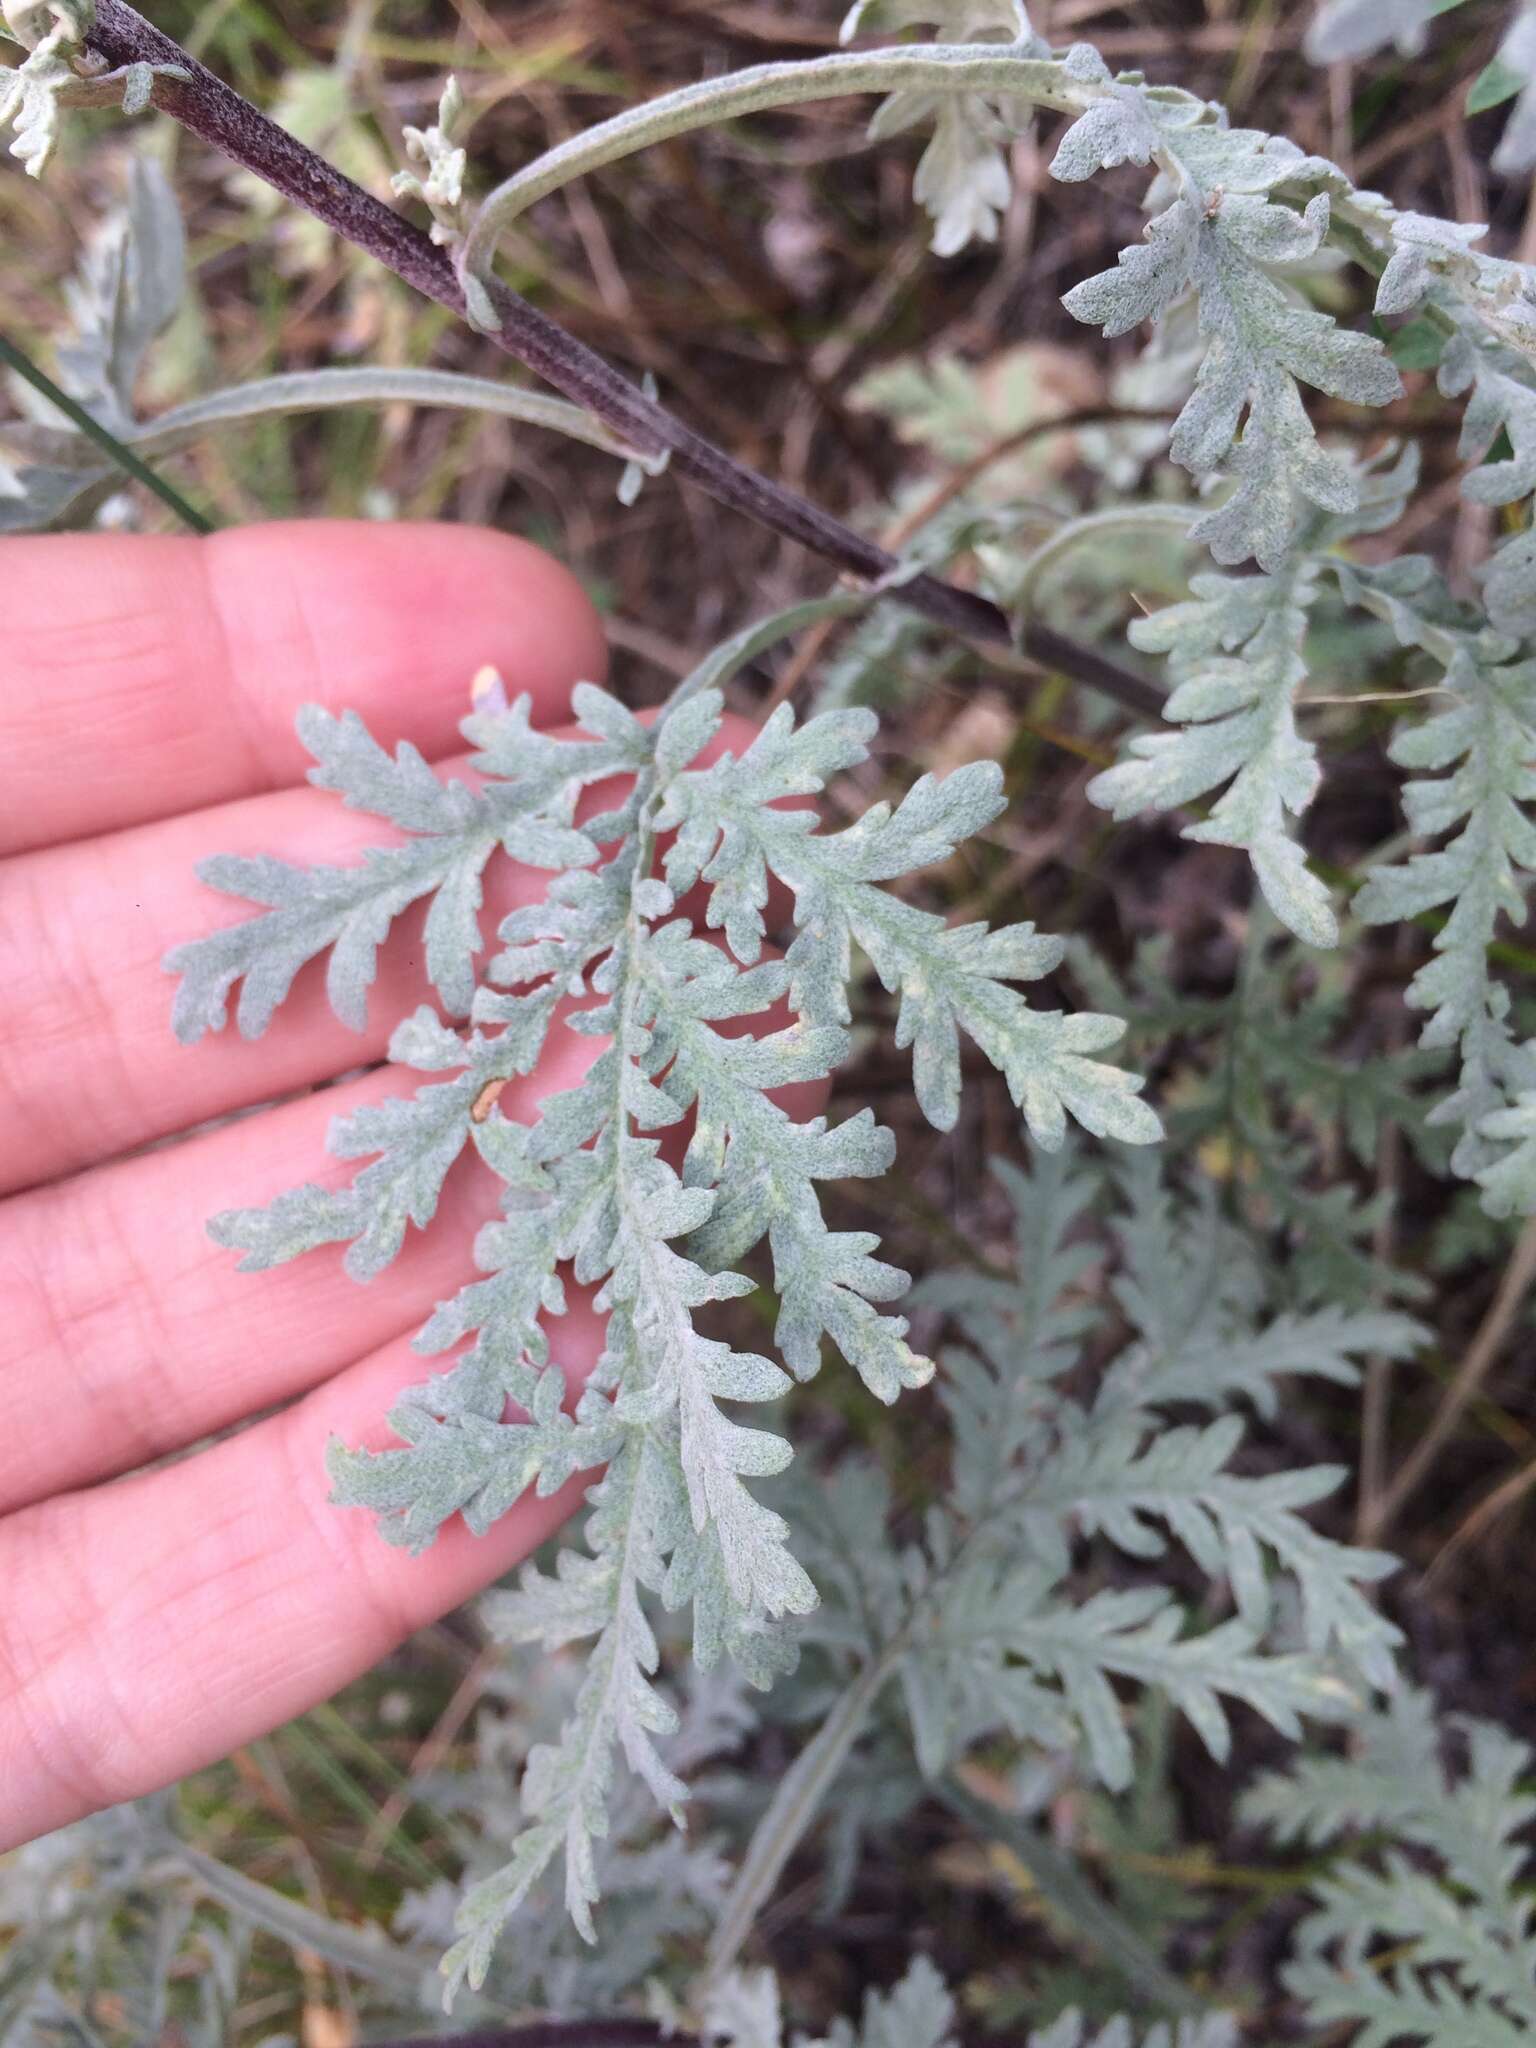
[0,522,807,1851]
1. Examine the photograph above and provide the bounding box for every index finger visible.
[0,523,609,858]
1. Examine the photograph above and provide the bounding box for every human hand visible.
[0,522,786,1850]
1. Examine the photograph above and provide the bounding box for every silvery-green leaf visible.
[861,1155,1407,1797]
[0,41,71,177]
[1246,1689,1536,2048]
[1089,557,1336,946]
[1444,348,1536,511]
[1048,85,1160,183]
[910,94,1013,256]
[1473,1093,1536,1218]
[848,0,1047,254]
[1060,194,1199,338]
[1432,338,1536,637]
[166,703,604,1036]
[841,0,1036,36]
[1060,123,1400,569]
[906,1564,1355,1790]
[838,1956,959,2048]
[444,1434,688,1978]
[186,599,1164,1970]
[464,680,651,799]
[1373,214,1487,318]
[1491,0,1536,175]
[1303,0,1434,62]
[703,1968,784,2048]
[1024,2017,1238,2048]
[1011,1414,1399,1688]
[326,1362,605,1553]
[662,733,1158,1147]
[55,154,185,427]
[208,1011,540,1280]
[1483,530,1536,639]
[1089,446,1430,945]
[1348,562,1536,1203]
[0,453,114,530]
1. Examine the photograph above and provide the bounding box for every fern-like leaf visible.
[1055,83,1401,570]
[1248,1689,1536,2045]
[179,597,1156,1977]
[1347,560,1536,1205]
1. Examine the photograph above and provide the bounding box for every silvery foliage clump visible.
[0,147,183,523]
[840,0,1045,256]
[701,1954,1237,2048]
[395,1648,756,2017]
[0,1802,250,2048]
[1303,0,1439,62]
[1073,925,1445,1311]
[10,0,1531,2015]
[1342,560,1536,1210]
[1245,1687,1536,2045]
[1083,447,1418,953]
[16,0,1536,1220]
[166,604,1160,1984]
[785,1150,1412,1801]
[822,0,1536,1214]
[380,1146,1417,2019]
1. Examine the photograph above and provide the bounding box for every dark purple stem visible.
[82,0,1161,722]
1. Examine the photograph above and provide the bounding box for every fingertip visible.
[204,521,610,769]
[0,522,612,854]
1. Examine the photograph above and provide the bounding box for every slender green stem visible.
[460,43,1082,294]
[0,330,214,534]
[165,1837,452,2003]
[1012,503,1196,620]
[133,365,665,470]
[660,587,886,716]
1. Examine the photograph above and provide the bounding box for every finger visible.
[0,963,829,1515]
[0,1310,607,1850]
[0,712,764,1199]
[0,1054,561,1518]
[0,524,608,858]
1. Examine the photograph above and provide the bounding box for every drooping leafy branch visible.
[167,597,1159,1983]
[1085,449,1420,950]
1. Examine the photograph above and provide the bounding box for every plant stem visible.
[0,329,214,533]
[460,43,1080,280]
[703,1639,905,1988]
[1363,1210,1536,1545]
[1012,502,1195,618]
[80,0,1163,722]
[167,1837,446,2002]
[136,364,662,465]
